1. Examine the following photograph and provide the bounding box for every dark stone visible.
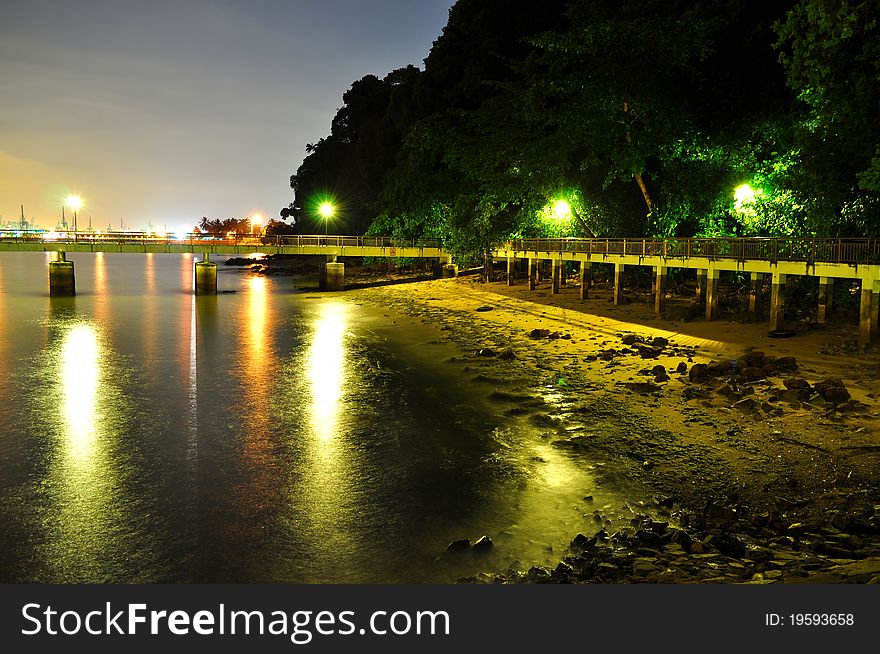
[498,349,516,360]
[734,397,758,413]
[745,545,773,562]
[529,328,551,339]
[475,305,494,312]
[676,361,688,374]
[636,345,663,359]
[624,382,662,394]
[621,334,639,345]
[740,366,767,382]
[476,348,495,357]
[652,336,669,348]
[651,364,666,376]
[446,539,471,553]
[783,378,811,390]
[708,360,733,376]
[776,356,798,372]
[472,535,494,553]
[689,363,710,382]
[825,387,851,404]
[654,372,670,383]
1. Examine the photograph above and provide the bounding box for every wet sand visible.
[341,274,880,583]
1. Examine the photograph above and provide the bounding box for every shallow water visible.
[0,252,632,582]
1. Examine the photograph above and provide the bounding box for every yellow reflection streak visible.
[247,276,267,362]
[94,252,106,291]
[61,324,100,459]
[306,303,348,442]
[145,253,155,293]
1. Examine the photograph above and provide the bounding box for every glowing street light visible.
[318,202,335,235]
[553,200,572,221]
[65,195,83,231]
[251,213,264,235]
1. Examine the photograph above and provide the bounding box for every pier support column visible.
[654,265,667,314]
[324,262,345,291]
[442,263,458,278]
[528,258,537,290]
[769,272,787,331]
[748,272,762,314]
[817,277,833,323]
[705,268,719,321]
[696,269,707,308]
[507,256,515,286]
[579,262,591,300]
[551,259,561,294]
[559,261,566,286]
[49,251,75,296]
[319,254,339,290]
[194,253,217,295]
[859,282,873,348]
[872,280,880,342]
[613,263,625,305]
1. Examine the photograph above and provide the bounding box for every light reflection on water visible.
[0,252,632,583]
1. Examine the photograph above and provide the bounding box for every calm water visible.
[0,252,625,583]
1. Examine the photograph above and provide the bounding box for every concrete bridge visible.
[0,232,454,294]
[492,237,880,347]
[2,232,879,346]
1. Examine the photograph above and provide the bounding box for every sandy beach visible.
[340,273,880,583]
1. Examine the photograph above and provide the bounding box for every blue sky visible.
[0,0,454,230]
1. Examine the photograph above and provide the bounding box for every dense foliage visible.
[281,0,880,261]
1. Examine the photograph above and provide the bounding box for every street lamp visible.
[318,202,335,235]
[251,213,264,235]
[65,195,83,232]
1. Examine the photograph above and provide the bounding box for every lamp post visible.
[251,213,264,236]
[65,195,83,233]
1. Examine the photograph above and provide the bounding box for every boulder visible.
[651,336,669,348]
[472,535,494,553]
[689,363,710,382]
[446,539,471,553]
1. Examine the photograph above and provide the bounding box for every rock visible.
[654,372,670,383]
[475,305,494,312]
[676,361,688,373]
[708,360,733,376]
[621,334,639,345]
[529,328,551,339]
[652,336,669,348]
[689,363,710,382]
[690,541,705,554]
[783,378,811,390]
[636,344,663,359]
[476,348,496,357]
[446,539,471,553]
[745,545,773,562]
[632,558,660,575]
[650,364,666,376]
[734,397,758,413]
[497,349,516,360]
[472,535,494,553]
[740,366,767,382]
[825,387,851,404]
[776,356,798,372]
[624,382,662,394]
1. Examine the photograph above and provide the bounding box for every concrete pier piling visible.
[579,262,591,300]
[817,277,833,323]
[654,265,667,313]
[194,254,217,295]
[860,284,873,348]
[551,259,561,294]
[705,269,719,321]
[749,272,762,314]
[507,256,515,286]
[49,251,75,296]
[613,263,625,305]
[696,269,707,308]
[769,272,787,331]
[528,258,537,290]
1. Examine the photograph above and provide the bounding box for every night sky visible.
[0,0,454,231]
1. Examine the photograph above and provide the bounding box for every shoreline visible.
[342,275,880,583]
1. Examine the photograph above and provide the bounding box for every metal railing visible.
[0,231,444,250]
[501,237,880,265]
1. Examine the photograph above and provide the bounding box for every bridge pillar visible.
[613,263,625,305]
[579,262,591,300]
[442,264,458,278]
[769,272,787,331]
[324,262,345,291]
[507,256,515,286]
[551,259,561,294]
[859,283,872,348]
[528,258,537,290]
[705,269,719,321]
[559,261,566,286]
[194,254,217,295]
[748,272,762,313]
[654,265,667,314]
[49,251,76,296]
[872,280,880,342]
[817,277,833,323]
[695,269,707,308]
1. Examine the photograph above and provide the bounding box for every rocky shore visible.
[342,274,880,583]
